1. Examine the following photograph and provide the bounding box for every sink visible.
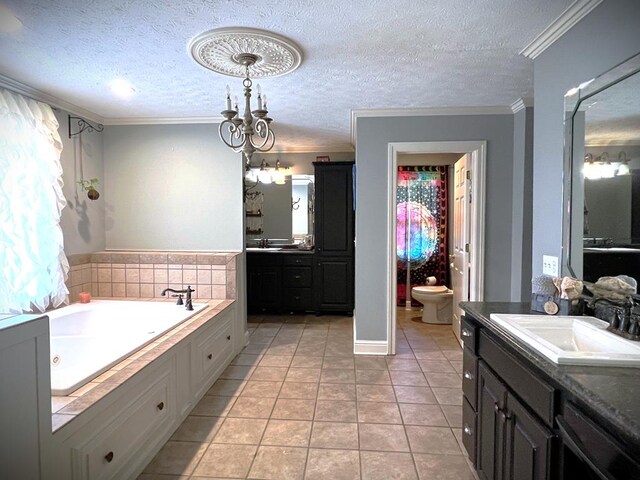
[489,314,640,367]
[246,247,282,252]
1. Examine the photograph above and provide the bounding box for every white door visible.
[452,154,471,344]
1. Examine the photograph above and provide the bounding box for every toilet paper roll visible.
[426,276,437,286]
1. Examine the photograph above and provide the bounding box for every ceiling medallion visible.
[189,27,303,163]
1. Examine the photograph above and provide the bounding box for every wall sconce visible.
[583,151,631,180]
[245,159,290,185]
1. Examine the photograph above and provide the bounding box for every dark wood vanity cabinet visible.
[313,161,355,314]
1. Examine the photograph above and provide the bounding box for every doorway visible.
[387,141,486,354]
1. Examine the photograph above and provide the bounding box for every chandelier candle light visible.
[188,27,303,164]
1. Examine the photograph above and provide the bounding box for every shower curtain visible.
[396,166,449,307]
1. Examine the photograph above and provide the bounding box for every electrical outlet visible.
[542,255,559,277]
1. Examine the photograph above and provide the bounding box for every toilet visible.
[411,285,454,324]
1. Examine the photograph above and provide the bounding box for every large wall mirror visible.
[563,51,640,283]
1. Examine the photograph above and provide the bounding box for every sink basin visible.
[489,314,640,367]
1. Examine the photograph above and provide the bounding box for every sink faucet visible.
[161,286,195,311]
[259,238,269,248]
[587,296,639,340]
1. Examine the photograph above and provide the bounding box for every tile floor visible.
[140,309,477,480]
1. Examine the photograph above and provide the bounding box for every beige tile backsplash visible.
[66,251,239,303]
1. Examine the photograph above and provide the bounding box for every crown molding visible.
[350,106,513,147]
[520,0,603,59]
[0,74,104,124]
[102,116,219,125]
[510,97,533,113]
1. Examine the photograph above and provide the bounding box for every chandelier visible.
[219,54,274,163]
[188,27,303,163]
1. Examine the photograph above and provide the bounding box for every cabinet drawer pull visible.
[462,328,472,337]
[464,371,474,380]
[157,401,164,411]
[207,353,212,360]
[294,275,302,279]
[227,335,231,340]
[294,296,300,300]
[105,451,114,463]
[494,403,500,413]
[463,425,473,436]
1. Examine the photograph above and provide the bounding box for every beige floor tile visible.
[405,426,462,454]
[441,405,463,428]
[356,384,397,402]
[314,400,357,422]
[355,356,389,370]
[143,441,208,475]
[170,416,224,442]
[394,386,438,404]
[228,396,275,418]
[357,401,402,424]
[272,398,316,420]
[231,353,263,366]
[390,370,428,386]
[451,361,464,374]
[295,344,327,356]
[192,444,257,478]
[251,366,289,381]
[261,419,312,447]
[266,344,298,356]
[320,368,356,384]
[413,351,447,361]
[324,344,355,357]
[318,383,356,401]
[220,364,254,380]
[206,378,245,397]
[279,382,319,399]
[399,403,449,427]
[310,422,359,449]
[305,448,360,480]
[360,451,418,480]
[248,445,308,480]
[387,358,422,371]
[358,423,410,452]
[431,387,463,406]
[413,453,475,479]
[212,417,267,444]
[291,355,324,368]
[240,380,283,398]
[356,369,392,385]
[418,360,456,374]
[286,367,322,382]
[191,395,236,417]
[425,373,462,388]
[322,357,355,369]
[442,350,463,361]
[259,355,294,367]
[243,343,270,355]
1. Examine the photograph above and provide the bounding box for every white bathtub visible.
[48,300,207,395]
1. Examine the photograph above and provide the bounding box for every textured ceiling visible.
[0,0,573,151]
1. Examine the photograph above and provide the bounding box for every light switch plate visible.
[542,255,559,277]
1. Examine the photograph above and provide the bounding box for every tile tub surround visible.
[50,297,234,432]
[140,310,475,480]
[66,251,238,303]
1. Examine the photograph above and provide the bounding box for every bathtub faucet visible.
[161,286,195,311]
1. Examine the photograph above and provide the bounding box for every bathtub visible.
[47,300,207,395]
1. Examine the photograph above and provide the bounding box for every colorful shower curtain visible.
[397,166,449,307]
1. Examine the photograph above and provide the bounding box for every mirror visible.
[245,175,314,243]
[563,51,640,283]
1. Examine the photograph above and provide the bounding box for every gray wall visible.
[355,114,515,341]
[532,0,640,277]
[56,109,106,255]
[103,124,243,251]
[511,107,534,301]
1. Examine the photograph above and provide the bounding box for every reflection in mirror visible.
[563,51,640,283]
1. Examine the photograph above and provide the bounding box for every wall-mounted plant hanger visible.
[68,115,104,138]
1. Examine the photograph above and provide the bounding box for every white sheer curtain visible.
[0,87,68,313]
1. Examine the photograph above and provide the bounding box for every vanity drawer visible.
[283,255,312,266]
[462,397,478,466]
[479,330,557,425]
[461,316,478,353]
[283,267,312,287]
[462,348,478,410]
[194,313,234,396]
[282,288,313,311]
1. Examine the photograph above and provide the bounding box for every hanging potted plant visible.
[77,178,100,200]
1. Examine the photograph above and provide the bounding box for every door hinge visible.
[465,243,470,253]
[466,170,471,181]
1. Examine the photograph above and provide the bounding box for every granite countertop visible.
[461,301,640,452]
[246,247,314,254]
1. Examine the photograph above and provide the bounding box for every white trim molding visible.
[0,74,104,124]
[354,340,389,355]
[351,106,513,147]
[520,0,603,59]
[510,98,533,114]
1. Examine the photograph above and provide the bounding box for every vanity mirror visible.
[563,51,640,283]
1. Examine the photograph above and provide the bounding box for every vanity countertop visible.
[461,301,640,451]
[246,247,315,254]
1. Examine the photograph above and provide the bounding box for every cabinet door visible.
[246,268,262,313]
[504,394,554,480]
[260,267,281,311]
[314,257,354,313]
[477,361,508,480]
[314,162,354,257]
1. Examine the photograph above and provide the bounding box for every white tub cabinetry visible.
[47,303,239,480]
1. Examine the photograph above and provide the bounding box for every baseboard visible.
[353,340,389,355]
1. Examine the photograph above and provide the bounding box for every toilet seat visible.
[412,285,449,294]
